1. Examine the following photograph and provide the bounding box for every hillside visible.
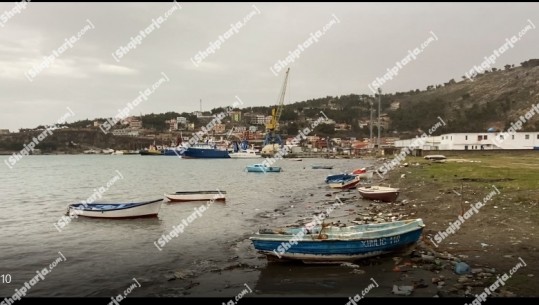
[389,59,539,134]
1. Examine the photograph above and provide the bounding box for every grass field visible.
[383,152,538,295]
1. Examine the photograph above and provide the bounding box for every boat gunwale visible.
[172,191,227,195]
[250,219,424,242]
[69,199,163,212]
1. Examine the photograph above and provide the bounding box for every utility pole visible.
[377,88,381,151]
[200,99,202,112]
[369,98,373,147]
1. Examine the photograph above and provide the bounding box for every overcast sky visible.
[0,2,538,131]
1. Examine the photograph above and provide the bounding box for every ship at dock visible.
[182,143,230,159]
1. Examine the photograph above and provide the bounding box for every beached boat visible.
[290,158,303,161]
[312,165,334,169]
[250,218,425,263]
[352,168,374,180]
[325,173,356,184]
[67,199,163,219]
[424,155,447,161]
[328,175,361,189]
[357,186,400,202]
[165,191,226,202]
[246,164,281,173]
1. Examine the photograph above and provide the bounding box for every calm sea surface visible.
[0,155,377,297]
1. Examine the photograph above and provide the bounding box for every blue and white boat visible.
[183,144,230,159]
[250,219,425,263]
[246,164,281,173]
[67,199,163,219]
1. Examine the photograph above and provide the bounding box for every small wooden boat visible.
[290,158,303,161]
[357,186,400,202]
[424,155,446,161]
[165,191,226,202]
[250,219,425,263]
[328,176,361,189]
[246,164,281,172]
[325,173,356,183]
[351,168,374,180]
[311,165,334,169]
[67,199,163,219]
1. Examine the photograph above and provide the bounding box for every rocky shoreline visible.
[153,155,536,297]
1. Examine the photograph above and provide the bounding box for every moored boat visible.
[229,149,261,159]
[183,144,230,158]
[162,147,186,156]
[246,164,281,173]
[357,186,400,202]
[249,218,425,263]
[67,199,163,219]
[312,165,334,169]
[165,191,226,202]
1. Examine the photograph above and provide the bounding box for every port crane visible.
[261,68,290,156]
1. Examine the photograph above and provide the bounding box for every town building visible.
[394,132,539,150]
[334,123,351,131]
[129,119,143,129]
[112,129,140,137]
[229,111,242,123]
[250,115,266,125]
[213,124,226,133]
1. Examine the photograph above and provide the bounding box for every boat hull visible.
[140,150,162,156]
[312,165,333,169]
[246,166,281,172]
[250,220,424,263]
[358,188,400,202]
[183,148,230,158]
[165,192,226,202]
[162,149,185,156]
[356,171,373,180]
[229,154,261,159]
[325,173,356,183]
[328,177,361,189]
[68,200,163,219]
